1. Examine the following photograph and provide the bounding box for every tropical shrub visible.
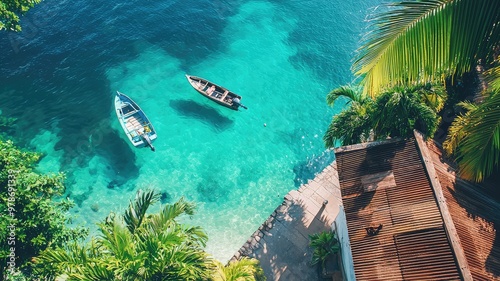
[0,0,43,31]
[444,91,500,182]
[35,189,268,280]
[0,139,87,279]
[324,84,443,147]
[309,231,339,267]
[348,0,500,182]
[371,87,440,140]
[213,257,266,281]
[35,190,214,280]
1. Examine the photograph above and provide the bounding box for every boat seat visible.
[126,115,144,132]
[123,110,139,118]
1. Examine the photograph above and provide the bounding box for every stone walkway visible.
[231,163,343,281]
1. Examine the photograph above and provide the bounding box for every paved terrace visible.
[231,163,344,281]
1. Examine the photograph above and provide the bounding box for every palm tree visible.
[444,90,500,182]
[213,257,266,281]
[35,190,214,281]
[350,0,500,182]
[352,0,500,96]
[371,85,441,140]
[324,84,442,147]
[324,85,374,147]
[485,64,500,93]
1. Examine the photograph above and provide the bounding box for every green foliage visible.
[213,257,266,281]
[347,0,500,182]
[35,190,216,281]
[0,0,43,31]
[324,102,374,147]
[371,87,439,140]
[309,231,339,267]
[444,92,500,182]
[485,64,500,94]
[324,84,441,147]
[352,0,500,96]
[324,85,374,147]
[326,85,366,108]
[36,190,267,280]
[124,189,161,234]
[0,140,87,278]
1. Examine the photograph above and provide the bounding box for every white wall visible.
[334,205,356,281]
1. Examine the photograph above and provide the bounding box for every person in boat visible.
[207,85,216,95]
[137,128,155,151]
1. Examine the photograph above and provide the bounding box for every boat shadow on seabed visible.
[169,99,234,132]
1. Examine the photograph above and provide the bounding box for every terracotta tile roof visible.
[335,138,463,280]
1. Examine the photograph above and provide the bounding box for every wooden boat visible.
[114,91,157,151]
[185,74,247,110]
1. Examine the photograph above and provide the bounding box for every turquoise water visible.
[0,0,381,261]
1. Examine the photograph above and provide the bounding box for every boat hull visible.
[185,74,244,111]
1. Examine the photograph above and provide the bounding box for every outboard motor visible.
[142,133,155,152]
[232,97,247,110]
[232,97,241,107]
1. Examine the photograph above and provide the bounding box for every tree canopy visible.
[337,0,500,182]
[0,138,265,280]
[35,189,266,281]
[0,139,87,279]
[444,90,500,182]
[0,0,43,31]
[353,0,500,96]
[324,84,443,147]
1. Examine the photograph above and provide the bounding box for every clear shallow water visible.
[0,0,381,261]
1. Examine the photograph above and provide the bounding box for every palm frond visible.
[323,103,374,148]
[353,0,500,96]
[159,197,196,224]
[372,89,439,139]
[35,246,78,275]
[74,263,115,281]
[216,258,264,281]
[484,64,500,93]
[180,225,209,248]
[414,83,447,112]
[34,241,113,281]
[124,189,160,233]
[448,93,500,181]
[156,245,214,281]
[324,84,441,148]
[326,85,364,107]
[212,260,228,281]
[443,101,477,154]
[97,216,136,261]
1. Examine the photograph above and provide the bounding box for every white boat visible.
[114,91,157,151]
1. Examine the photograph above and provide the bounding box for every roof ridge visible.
[414,130,473,281]
[333,137,404,154]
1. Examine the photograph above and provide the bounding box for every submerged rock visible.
[107,180,118,189]
[160,191,171,204]
[90,203,99,212]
